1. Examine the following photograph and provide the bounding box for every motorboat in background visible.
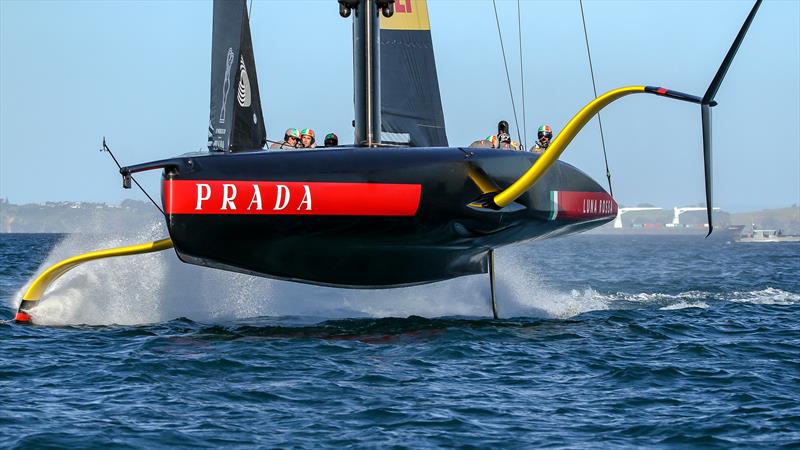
[737,227,800,243]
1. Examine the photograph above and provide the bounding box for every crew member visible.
[476,135,499,148]
[496,132,520,150]
[300,128,316,148]
[324,133,339,147]
[499,120,524,149]
[531,125,553,153]
[270,128,301,149]
[470,134,521,149]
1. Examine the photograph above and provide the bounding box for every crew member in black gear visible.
[324,133,339,147]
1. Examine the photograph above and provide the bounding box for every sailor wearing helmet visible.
[531,124,553,153]
[469,120,520,149]
[270,128,301,149]
[300,128,316,148]
[323,133,339,147]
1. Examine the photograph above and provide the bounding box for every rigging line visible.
[492,0,521,144]
[248,0,253,18]
[579,0,613,197]
[517,0,527,150]
[101,139,166,217]
[265,138,301,148]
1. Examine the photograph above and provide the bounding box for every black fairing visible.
[162,147,612,288]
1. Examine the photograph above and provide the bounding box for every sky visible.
[0,0,798,212]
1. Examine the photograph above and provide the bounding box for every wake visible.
[13,222,799,326]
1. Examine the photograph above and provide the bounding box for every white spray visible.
[13,220,671,326]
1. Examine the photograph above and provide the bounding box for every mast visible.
[340,1,394,147]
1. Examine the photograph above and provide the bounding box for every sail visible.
[380,0,448,147]
[208,0,266,152]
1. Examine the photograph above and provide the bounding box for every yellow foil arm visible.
[492,86,646,208]
[21,238,174,302]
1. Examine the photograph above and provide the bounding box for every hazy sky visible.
[1,0,798,212]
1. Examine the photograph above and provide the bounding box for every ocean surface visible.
[1,232,798,448]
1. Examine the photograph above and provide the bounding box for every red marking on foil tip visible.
[15,311,32,323]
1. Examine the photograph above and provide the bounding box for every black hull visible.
[158,147,616,287]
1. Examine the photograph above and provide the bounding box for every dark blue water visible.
[1,233,798,448]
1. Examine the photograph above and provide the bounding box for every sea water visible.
[1,232,798,448]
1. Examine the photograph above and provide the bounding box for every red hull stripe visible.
[549,191,618,221]
[164,180,422,216]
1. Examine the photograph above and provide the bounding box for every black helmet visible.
[324,133,338,147]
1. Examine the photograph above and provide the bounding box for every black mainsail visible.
[207,0,266,152]
[379,0,448,147]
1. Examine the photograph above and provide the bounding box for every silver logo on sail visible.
[219,47,235,124]
[237,55,251,108]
